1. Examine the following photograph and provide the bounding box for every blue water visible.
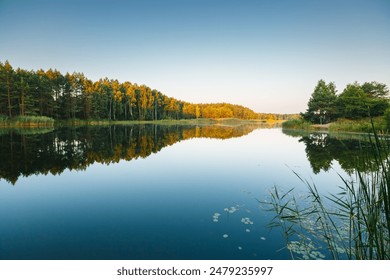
[0,126,353,259]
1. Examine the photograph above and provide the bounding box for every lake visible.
[0,124,379,259]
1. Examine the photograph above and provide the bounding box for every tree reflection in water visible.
[282,128,390,174]
[0,123,270,184]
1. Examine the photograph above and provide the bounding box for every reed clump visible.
[282,118,312,130]
[266,122,390,259]
[0,115,55,127]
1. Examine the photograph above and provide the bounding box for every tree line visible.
[302,79,389,124]
[0,60,266,121]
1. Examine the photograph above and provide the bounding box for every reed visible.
[0,115,55,127]
[266,121,390,259]
[281,118,312,130]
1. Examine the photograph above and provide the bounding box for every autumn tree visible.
[123,82,136,120]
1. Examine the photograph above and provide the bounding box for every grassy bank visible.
[328,117,387,133]
[282,117,388,134]
[0,115,55,128]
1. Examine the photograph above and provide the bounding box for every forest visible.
[0,61,293,122]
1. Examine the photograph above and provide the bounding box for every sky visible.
[0,0,389,114]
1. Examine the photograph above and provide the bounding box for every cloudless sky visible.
[1,0,389,113]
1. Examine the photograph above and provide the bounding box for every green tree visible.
[81,77,94,119]
[0,61,16,117]
[34,69,54,117]
[45,69,65,119]
[302,80,338,124]
[361,81,389,98]
[361,81,389,117]
[15,68,35,116]
[338,82,389,119]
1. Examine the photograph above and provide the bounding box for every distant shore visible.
[0,117,284,128]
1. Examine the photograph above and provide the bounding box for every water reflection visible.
[282,129,389,174]
[0,123,266,184]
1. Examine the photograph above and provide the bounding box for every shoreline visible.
[0,118,282,129]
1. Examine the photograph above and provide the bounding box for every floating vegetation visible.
[212,203,262,256]
[212,213,221,222]
[287,241,325,260]
[266,130,390,260]
[224,206,239,214]
[265,185,345,259]
[241,217,254,225]
[274,123,390,260]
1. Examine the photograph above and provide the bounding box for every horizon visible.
[1,0,389,114]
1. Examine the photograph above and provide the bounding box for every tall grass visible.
[282,118,312,130]
[266,122,390,259]
[328,117,387,134]
[0,115,55,127]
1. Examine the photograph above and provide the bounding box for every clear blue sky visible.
[1,0,389,113]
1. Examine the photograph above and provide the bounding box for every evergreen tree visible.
[338,82,389,119]
[302,80,338,124]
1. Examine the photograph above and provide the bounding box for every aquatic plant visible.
[282,118,312,130]
[0,115,55,127]
[266,123,390,259]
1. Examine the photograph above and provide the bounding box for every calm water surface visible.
[0,124,376,259]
